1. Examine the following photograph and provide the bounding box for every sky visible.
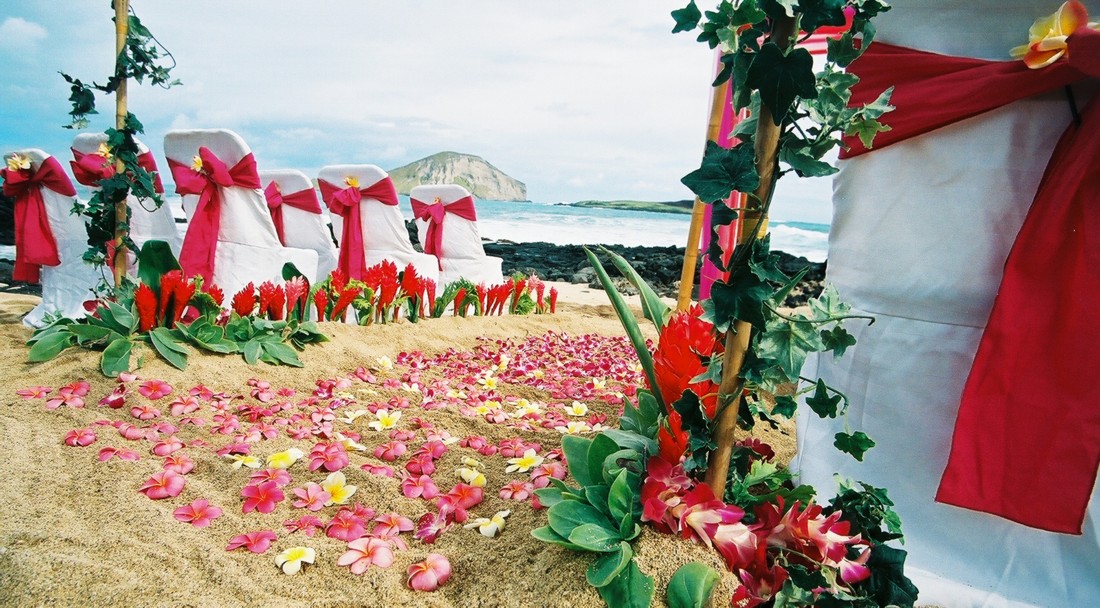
[0,1,833,223]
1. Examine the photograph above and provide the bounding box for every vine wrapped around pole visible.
[112,0,130,287]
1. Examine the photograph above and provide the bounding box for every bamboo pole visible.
[112,0,129,287]
[703,15,796,499]
[676,78,731,312]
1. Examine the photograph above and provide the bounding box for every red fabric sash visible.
[263,182,322,246]
[410,195,478,261]
[167,147,260,282]
[841,30,1100,533]
[318,176,399,281]
[0,157,74,283]
[70,149,164,193]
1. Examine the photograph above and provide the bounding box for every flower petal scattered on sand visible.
[266,448,305,470]
[505,448,544,474]
[321,471,357,505]
[455,467,487,487]
[407,553,452,591]
[292,483,332,512]
[137,379,173,400]
[226,454,262,469]
[173,498,223,528]
[337,537,395,574]
[563,401,589,416]
[138,470,185,499]
[16,386,51,399]
[225,530,278,553]
[463,510,510,538]
[367,409,401,432]
[274,546,315,575]
[63,428,97,447]
[241,481,285,514]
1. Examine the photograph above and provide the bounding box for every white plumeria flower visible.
[477,374,499,391]
[530,368,545,380]
[447,388,468,400]
[496,355,511,371]
[335,391,356,401]
[513,398,542,416]
[335,432,367,452]
[368,409,401,431]
[591,423,611,433]
[590,377,606,390]
[464,510,510,538]
[462,456,484,469]
[226,454,262,469]
[266,447,305,469]
[338,409,370,424]
[630,362,644,374]
[556,421,592,435]
[440,434,460,445]
[274,546,315,575]
[356,388,379,398]
[322,471,357,505]
[374,355,394,371]
[400,383,421,393]
[505,448,545,474]
[564,401,589,417]
[456,467,487,487]
[6,153,31,171]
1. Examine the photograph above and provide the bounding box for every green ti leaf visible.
[598,246,672,334]
[834,431,875,461]
[681,141,760,204]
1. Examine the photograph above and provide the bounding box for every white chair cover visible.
[70,133,182,258]
[318,164,440,286]
[258,169,339,280]
[410,184,504,286]
[792,2,1100,606]
[163,129,318,299]
[11,149,101,327]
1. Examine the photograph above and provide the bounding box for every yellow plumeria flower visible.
[556,421,591,435]
[368,409,401,431]
[344,175,360,188]
[590,377,606,390]
[496,355,511,371]
[505,448,545,474]
[6,153,31,172]
[274,546,315,575]
[226,454,262,469]
[266,447,305,470]
[478,374,499,391]
[564,401,589,417]
[1010,0,1100,68]
[335,432,367,452]
[462,456,484,469]
[190,154,204,172]
[463,510,510,538]
[530,368,545,380]
[472,403,493,416]
[338,409,370,424]
[456,467,487,487]
[322,471,357,505]
[373,355,393,371]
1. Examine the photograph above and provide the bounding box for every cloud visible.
[0,17,47,51]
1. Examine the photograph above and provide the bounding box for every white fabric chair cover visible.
[792,2,1100,606]
[258,169,338,280]
[410,184,503,286]
[163,129,318,299]
[318,164,440,286]
[70,133,182,258]
[11,149,100,327]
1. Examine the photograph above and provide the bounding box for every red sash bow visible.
[167,147,260,282]
[318,176,399,280]
[0,157,75,284]
[70,149,164,193]
[841,30,1100,533]
[263,182,322,246]
[410,195,478,262]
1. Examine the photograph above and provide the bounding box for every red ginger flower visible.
[157,270,183,324]
[653,305,723,418]
[232,283,256,317]
[284,276,308,320]
[657,409,689,464]
[204,283,224,307]
[257,281,285,320]
[549,287,558,314]
[330,285,361,322]
[313,288,329,320]
[401,263,420,300]
[134,283,157,332]
[454,288,467,316]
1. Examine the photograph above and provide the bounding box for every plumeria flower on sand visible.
[321,471,357,506]
[1010,0,1100,68]
[63,428,97,447]
[476,373,498,391]
[563,401,589,417]
[461,456,483,469]
[137,379,173,400]
[266,448,305,470]
[368,409,401,431]
[241,481,285,514]
[373,355,394,371]
[556,421,592,435]
[138,470,186,499]
[226,454,262,469]
[337,409,370,424]
[274,546,316,575]
[292,483,331,512]
[337,537,395,574]
[455,467,487,488]
[499,480,534,501]
[407,553,452,591]
[226,530,277,553]
[335,432,367,452]
[505,448,544,474]
[173,498,223,528]
[464,510,510,538]
[16,386,51,399]
[98,447,140,462]
[513,399,542,416]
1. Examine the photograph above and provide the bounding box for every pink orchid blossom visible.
[241,481,285,514]
[17,385,51,399]
[173,498,224,528]
[163,453,195,474]
[250,468,292,487]
[401,475,440,500]
[63,428,97,447]
[152,436,184,456]
[138,379,173,400]
[325,510,366,542]
[373,513,415,537]
[283,516,325,537]
[138,469,185,499]
[98,446,141,462]
[292,483,332,512]
[225,530,277,553]
[407,553,452,591]
[338,537,396,574]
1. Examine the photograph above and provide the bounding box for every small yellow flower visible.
[463,510,510,538]
[96,142,113,160]
[274,546,315,575]
[496,355,511,371]
[514,399,541,417]
[344,175,360,188]
[456,467,487,487]
[368,409,401,431]
[6,153,31,172]
[564,401,589,417]
[505,448,545,474]
[190,154,204,172]
[373,355,393,371]
[530,369,545,380]
[447,388,468,400]
[226,454,262,469]
[478,375,499,391]
[322,471,358,505]
[266,447,305,469]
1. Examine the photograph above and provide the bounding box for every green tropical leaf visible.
[136,240,181,294]
[598,246,671,333]
[671,1,701,32]
[547,501,609,541]
[261,342,303,367]
[834,431,876,461]
[599,429,657,458]
[597,560,655,608]
[746,43,817,124]
[607,469,635,524]
[568,522,622,553]
[68,324,113,345]
[148,327,189,370]
[587,434,620,485]
[587,542,634,588]
[531,526,585,551]
[681,141,760,204]
[27,329,74,362]
[561,435,595,487]
[666,562,719,608]
[100,338,132,377]
[533,487,565,509]
[242,340,262,365]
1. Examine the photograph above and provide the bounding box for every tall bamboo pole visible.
[703,15,796,499]
[676,78,730,312]
[112,0,129,287]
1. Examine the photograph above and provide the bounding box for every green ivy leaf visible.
[780,145,839,177]
[798,0,849,32]
[772,394,798,419]
[821,326,857,358]
[834,431,876,461]
[587,542,634,588]
[671,1,702,33]
[709,264,770,332]
[597,559,655,608]
[681,141,760,204]
[730,0,767,26]
[666,562,719,608]
[746,43,817,125]
[806,379,841,418]
[757,316,824,380]
[847,116,892,149]
[809,284,852,320]
[865,545,920,607]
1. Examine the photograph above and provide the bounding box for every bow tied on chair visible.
[70,148,165,193]
[410,195,478,264]
[263,181,323,246]
[167,146,260,282]
[318,175,400,280]
[0,155,74,283]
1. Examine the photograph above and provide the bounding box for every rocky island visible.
[388,152,527,202]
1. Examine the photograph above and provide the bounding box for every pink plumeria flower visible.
[325,510,366,542]
[499,480,534,501]
[138,470,185,499]
[250,468,292,487]
[373,441,407,462]
[138,379,173,400]
[17,386,51,399]
[407,553,452,591]
[46,381,89,409]
[401,475,439,500]
[338,537,395,574]
[361,464,394,477]
[241,481,285,514]
[63,428,97,447]
[283,516,325,537]
[130,404,161,421]
[118,372,139,383]
[373,513,415,537]
[152,436,184,456]
[163,453,195,475]
[98,446,141,462]
[292,483,332,512]
[98,385,127,409]
[168,396,201,416]
[225,530,277,553]
[173,498,223,528]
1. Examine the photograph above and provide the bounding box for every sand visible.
[0,283,796,607]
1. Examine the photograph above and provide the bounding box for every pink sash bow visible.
[263,182,323,246]
[318,176,399,281]
[167,147,261,282]
[841,29,1100,533]
[410,195,478,263]
[0,157,74,284]
[70,148,164,193]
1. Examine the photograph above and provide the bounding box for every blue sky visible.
[0,1,833,223]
